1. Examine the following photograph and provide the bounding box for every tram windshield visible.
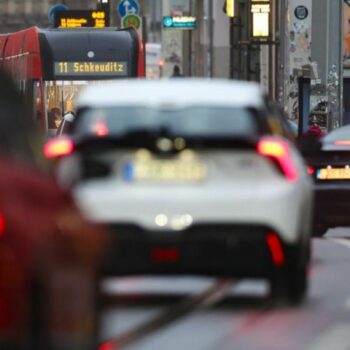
[33,80,110,136]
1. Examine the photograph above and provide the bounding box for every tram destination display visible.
[54,10,109,28]
[54,61,128,76]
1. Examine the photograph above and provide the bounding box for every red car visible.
[0,156,107,350]
[0,71,107,350]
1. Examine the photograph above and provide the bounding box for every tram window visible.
[45,80,97,133]
[33,81,43,128]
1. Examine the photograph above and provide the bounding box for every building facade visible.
[0,0,96,32]
[1,0,343,131]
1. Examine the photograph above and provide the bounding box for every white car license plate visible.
[124,159,207,182]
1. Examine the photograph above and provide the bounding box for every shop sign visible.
[162,16,196,29]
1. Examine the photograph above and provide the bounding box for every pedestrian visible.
[49,107,62,128]
[171,64,184,78]
[304,122,326,139]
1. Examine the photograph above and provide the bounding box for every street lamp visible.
[250,0,270,39]
[223,0,238,79]
[225,0,235,17]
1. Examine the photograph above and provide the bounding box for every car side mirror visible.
[297,135,322,157]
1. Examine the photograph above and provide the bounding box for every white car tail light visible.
[265,232,285,267]
[93,120,109,137]
[257,138,298,182]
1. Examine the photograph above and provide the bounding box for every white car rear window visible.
[74,106,258,137]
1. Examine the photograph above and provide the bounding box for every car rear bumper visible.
[76,182,309,245]
[313,184,350,227]
[102,224,299,277]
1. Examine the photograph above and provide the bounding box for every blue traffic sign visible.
[117,0,140,18]
[48,4,68,25]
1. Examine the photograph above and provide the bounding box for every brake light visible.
[43,137,74,159]
[266,233,285,267]
[151,248,180,262]
[257,138,298,182]
[307,166,315,175]
[94,121,109,137]
[99,341,115,350]
[334,140,350,146]
[0,214,5,238]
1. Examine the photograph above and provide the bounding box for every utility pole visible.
[229,16,234,79]
[278,0,286,105]
[311,0,343,130]
[208,0,214,77]
[327,0,343,130]
[224,0,240,79]
[110,0,119,27]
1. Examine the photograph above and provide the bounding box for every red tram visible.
[0,26,145,134]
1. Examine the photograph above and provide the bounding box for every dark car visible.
[302,125,350,236]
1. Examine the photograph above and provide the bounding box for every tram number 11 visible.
[58,62,69,73]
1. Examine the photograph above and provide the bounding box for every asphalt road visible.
[99,228,350,350]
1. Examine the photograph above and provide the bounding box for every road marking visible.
[306,324,350,350]
[99,279,235,350]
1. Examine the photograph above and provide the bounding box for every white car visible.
[44,79,313,304]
